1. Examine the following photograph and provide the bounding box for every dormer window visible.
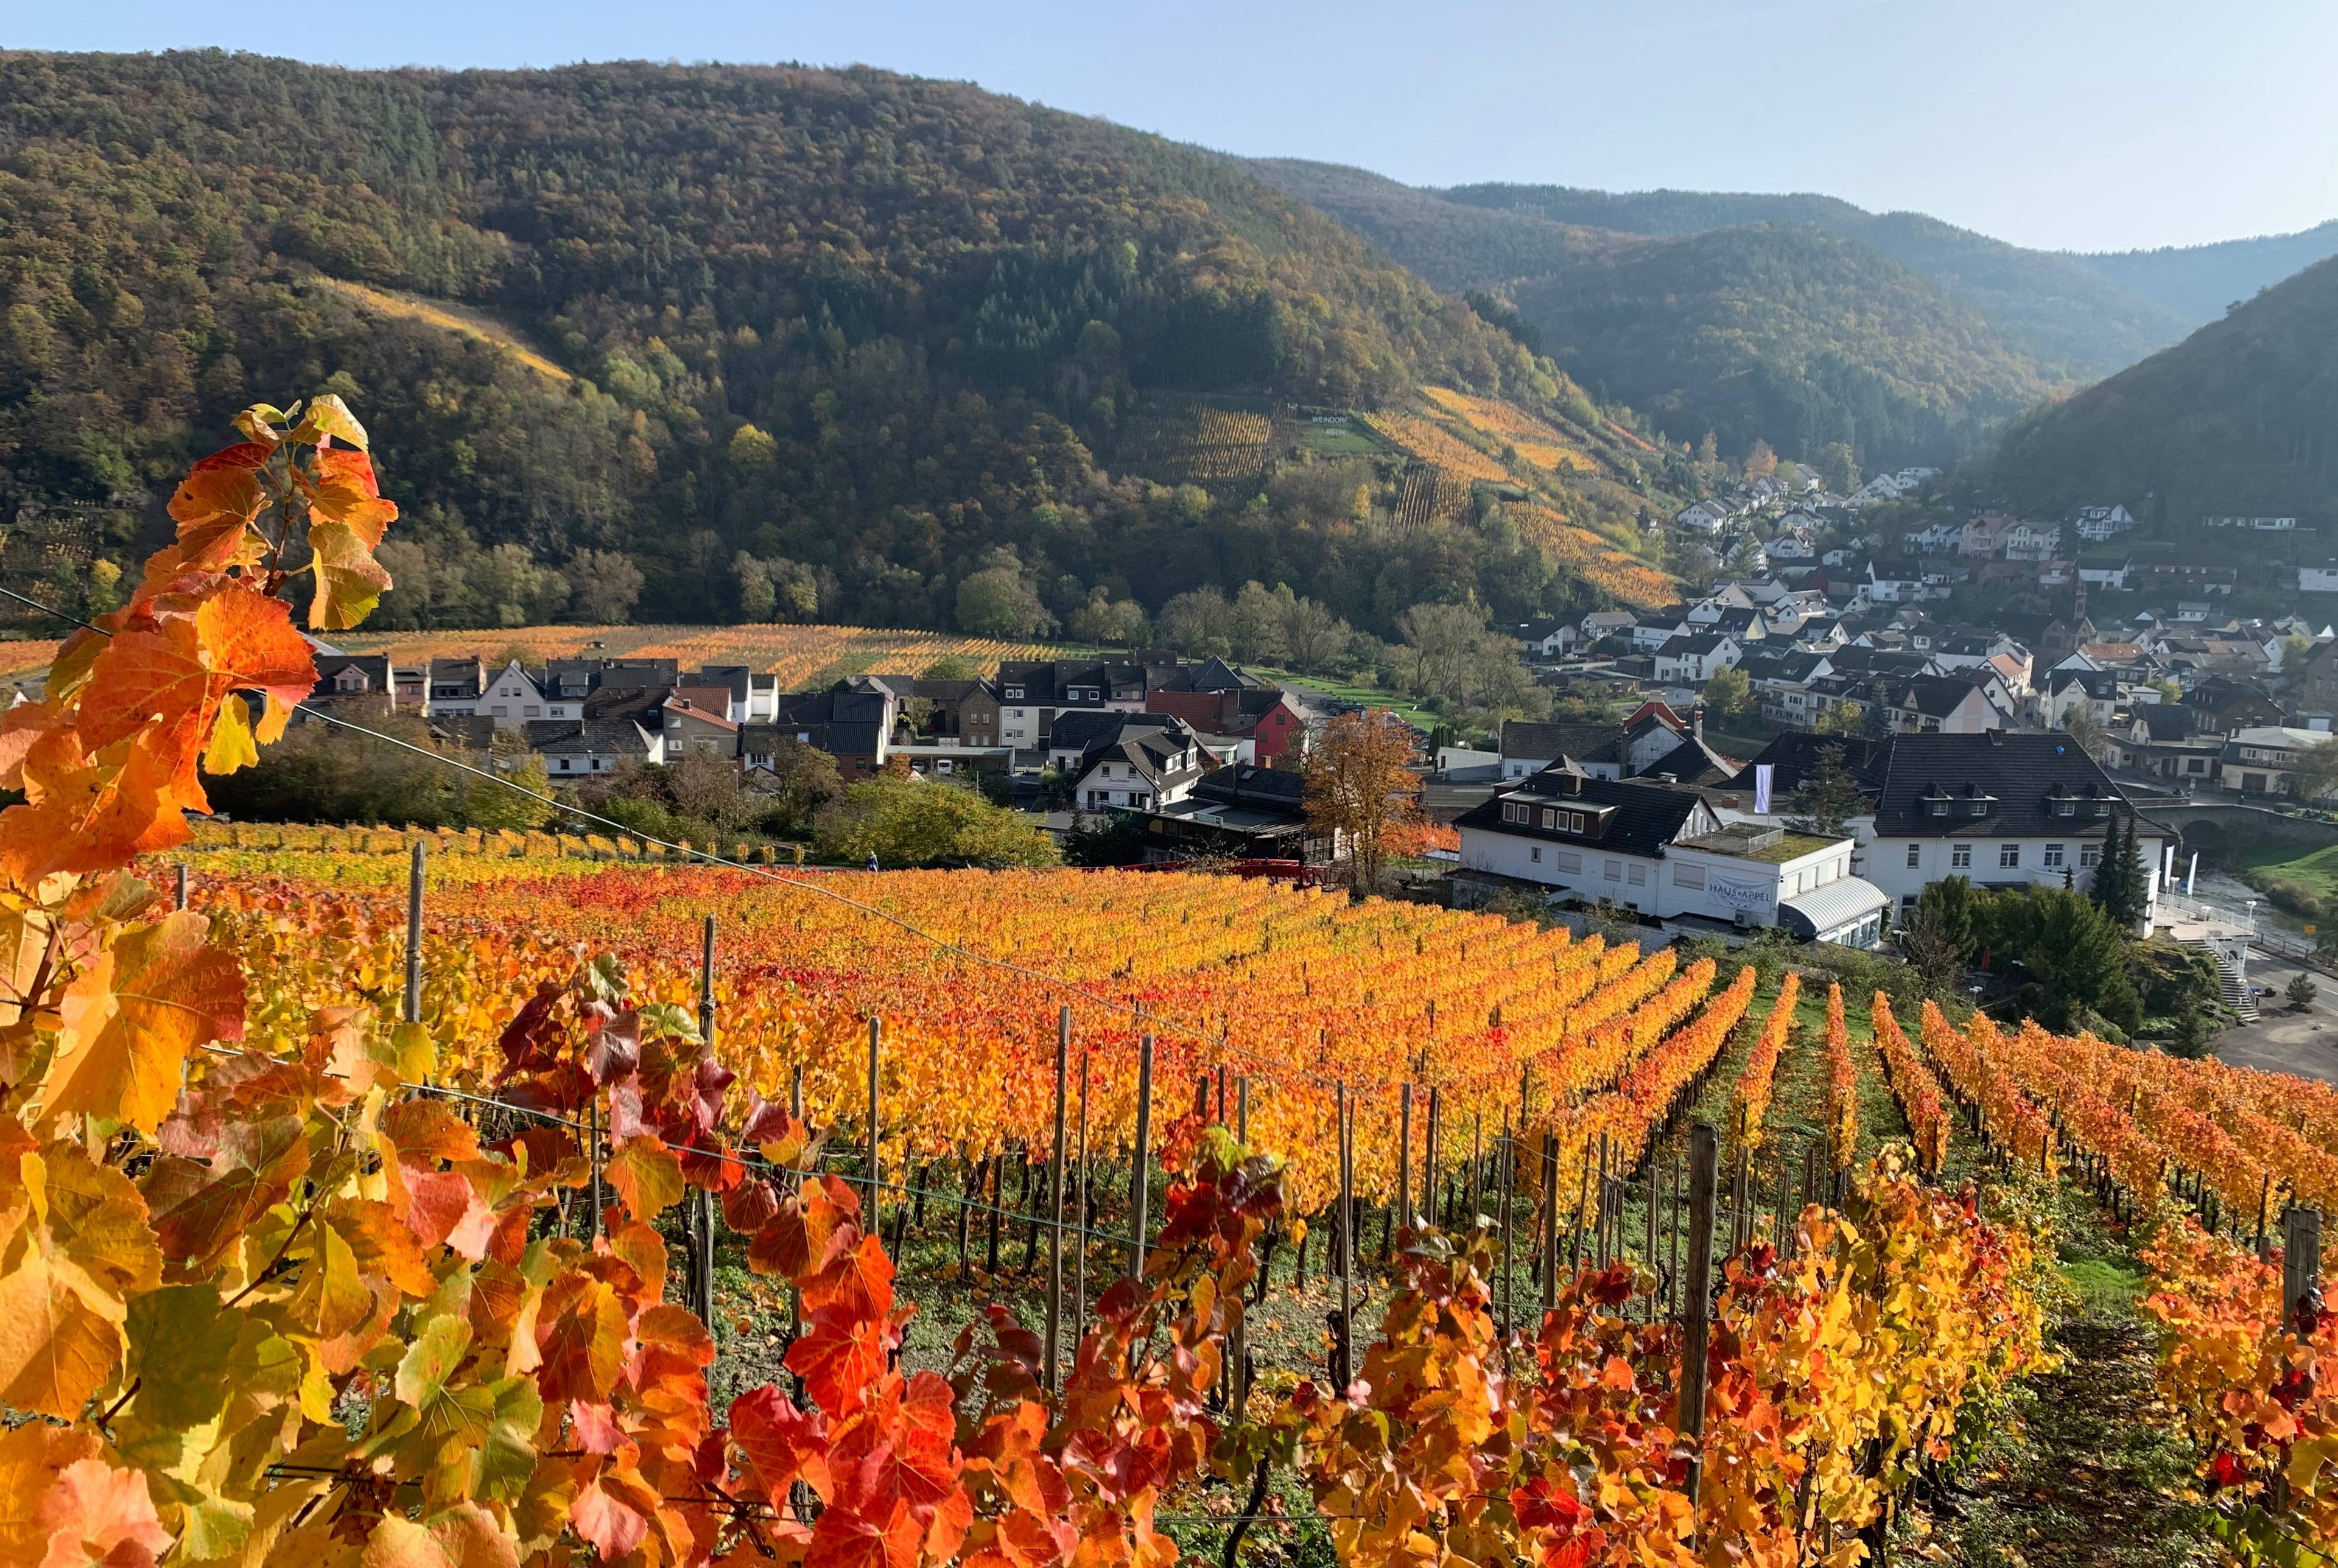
[1503,802,1528,825]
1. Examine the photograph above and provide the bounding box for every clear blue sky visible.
[13,0,2335,252]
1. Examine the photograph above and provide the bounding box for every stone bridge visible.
[2132,799,2338,858]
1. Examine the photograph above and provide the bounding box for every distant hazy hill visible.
[0,50,1641,636]
[1253,160,2076,469]
[1504,223,2059,471]
[2074,221,2338,323]
[1986,256,2338,525]
[1437,181,2197,378]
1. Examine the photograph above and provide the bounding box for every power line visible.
[287,697,1366,1090]
[0,576,1358,1091]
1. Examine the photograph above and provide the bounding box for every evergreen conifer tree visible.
[2092,809,2147,930]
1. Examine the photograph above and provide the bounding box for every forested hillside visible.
[0,49,1663,637]
[1985,255,2338,525]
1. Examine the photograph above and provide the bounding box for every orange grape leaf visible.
[729,1384,834,1502]
[305,447,398,629]
[0,1242,120,1419]
[195,585,321,715]
[144,1117,309,1275]
[43,912,245,1133]
[805,1497,921,1568]
[536,1275,628,1405]
[359,1507,520,1568]
[0,1423,102,1563]
[32,1457,172,1568]
[570,1473,649,1563]
[786,1309,890,1416]
[802,1233,895,1320]
[0,727,191,881]
[605,1136,685,1223]
[326,1196,439,1299]
[159,455,268,576]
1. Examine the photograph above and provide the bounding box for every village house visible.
[1653,631,1743,684]
[2220,727,2336,797]
[524,718,662,776]
[1452,771,1884,946]
[1498,704,1693,780]
[1848,732,2169,929]
[1069,715,1209,813]
[2071,504,2137,542]
[1883,674,2007,735]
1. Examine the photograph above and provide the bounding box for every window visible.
[2054,800,2074,817]
[1541,808,1558,829]
[1999,843,2020,868]
[1673,864,1707,889]
[1503,802,1529,825]
[1928,800,1948,817]
[1604,859,1623,882]
[490,705,507,717]
[1951,844,1971,868]
[556,757,570,771]
[1905,843,1922,869]
[1530,846,1543,864]
[2043,844,2065,868]
[1628,864,1646,886]
[2080,844,2101,869]
[1556,851,1582,873]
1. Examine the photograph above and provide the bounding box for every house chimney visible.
[1691,702,1705,740]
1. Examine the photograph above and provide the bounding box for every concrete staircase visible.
[2216,951,2260,1023]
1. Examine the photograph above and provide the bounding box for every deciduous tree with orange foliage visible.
[1305,709,1424,897]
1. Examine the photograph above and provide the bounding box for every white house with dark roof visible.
[1453,771,1883,945]
[1846,732,2168,928]
[1654,632,1743,684]
[1069,715,1209,813]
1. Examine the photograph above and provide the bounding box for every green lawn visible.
[2222,839,2338,922]
[1260,669,1444,732]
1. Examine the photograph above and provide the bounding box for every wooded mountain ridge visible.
[1982,254,2338,527]
[1253,159,2338,480]
[0,49,1663,640]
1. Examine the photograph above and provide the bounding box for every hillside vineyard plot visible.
[187,849,1741,1211]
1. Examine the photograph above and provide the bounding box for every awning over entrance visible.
[1779,876,1891,948]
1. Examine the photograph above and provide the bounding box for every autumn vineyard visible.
[0,401,2329,1568]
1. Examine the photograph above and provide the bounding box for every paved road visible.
[2214,950,2338,1083]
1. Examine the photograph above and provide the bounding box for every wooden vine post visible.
[1129,1034,1154,1280]
[404,839,426,1025]
[1680,1120,1722,1541]
[1044,1006,1070,1390]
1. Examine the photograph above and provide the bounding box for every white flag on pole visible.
[1754,763,1774,816]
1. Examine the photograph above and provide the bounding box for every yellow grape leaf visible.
[288,1214,372,1342]
[201,696,259,776]
[44,912,246,1133]
[297,393,371,452]
[605,1136,685,1222]
[307,519,395,631]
